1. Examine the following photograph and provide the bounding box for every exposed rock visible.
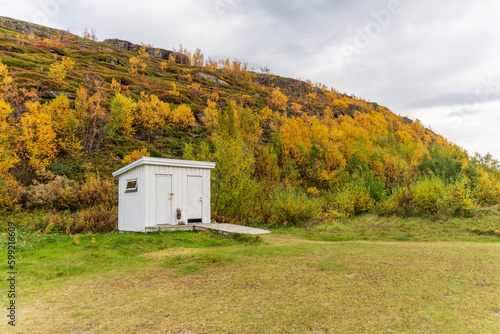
[255,75,309,94]
[39,90,74,99]
[49,49,65,56]
[103,38,138,51]
[0,16,67,39]
[0,44,23,53]
[95,56,126,66]
[195,111,205,124]
[402,116,413,124]
[334,110,346,118]
[103,38,189,64]
[196,72,229,86]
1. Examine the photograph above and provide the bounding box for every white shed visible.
[112,157,216,232]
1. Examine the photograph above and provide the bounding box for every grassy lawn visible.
[0,223,499,334]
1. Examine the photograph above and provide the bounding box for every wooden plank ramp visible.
[146,223,270,235]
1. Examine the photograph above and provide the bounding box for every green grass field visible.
[0,218,499,333]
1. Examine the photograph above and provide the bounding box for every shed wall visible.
[117,165,147,232]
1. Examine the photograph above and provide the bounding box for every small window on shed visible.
[125,179,138,193]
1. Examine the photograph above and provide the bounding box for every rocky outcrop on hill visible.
[255,75,310,94]
[402,116,413,124]
[103,38,189,64]
[196,72,229,86]
[0,16,64,39]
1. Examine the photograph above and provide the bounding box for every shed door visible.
[156,174,173,225]
[187,175,202,223]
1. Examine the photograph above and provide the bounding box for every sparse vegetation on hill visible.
[0,16,499,233]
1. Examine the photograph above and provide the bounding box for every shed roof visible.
[112,157,216,177]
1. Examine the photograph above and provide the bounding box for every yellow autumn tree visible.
[20,101,57,171]
[128,57,141,75]
[0,60,17,104]
[268,87,288,111]
[160,61,168,71]
[0,99,18,174]
[279,116,311,170]
[238,104,262,152]
[258,106,274,125]
[49,56,75,81]
[136,92,171,141]
[173,104,195,129]
[45,95,82,156]
[191,48,205,67]
[394,130,413,144]
[0,100,20,210]
[255,145,280,182]
[168,54,176,65]
[121,147,150,165]
[332,99,348,111]
[353,111,389,137]
[168,82,180,97]
[110,78,122,95]
[203,100,219,128]
[129,44,149,75]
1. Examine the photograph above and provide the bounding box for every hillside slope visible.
[0,17,499,232]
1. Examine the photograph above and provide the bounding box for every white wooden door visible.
[156,174,172,225]
[187,175,202,223]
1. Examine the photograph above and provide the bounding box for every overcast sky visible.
[3,0,500,159]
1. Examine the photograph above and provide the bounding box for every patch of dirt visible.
[260,234,327,246]
[140,247,203,259]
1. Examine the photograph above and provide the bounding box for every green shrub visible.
[410,176,446,214]
[330,181,373,218]
[448,174,475,216]
[48,162,81,180]
[377,187,408,216]
[269,186,318,226]
[363,172,387,203]
[417,145,464,180]
[473,174,500,206]
[211,132,257,224]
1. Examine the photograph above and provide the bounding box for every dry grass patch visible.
[140,247,203,259]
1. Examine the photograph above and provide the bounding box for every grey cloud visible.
[4,0,500,159]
